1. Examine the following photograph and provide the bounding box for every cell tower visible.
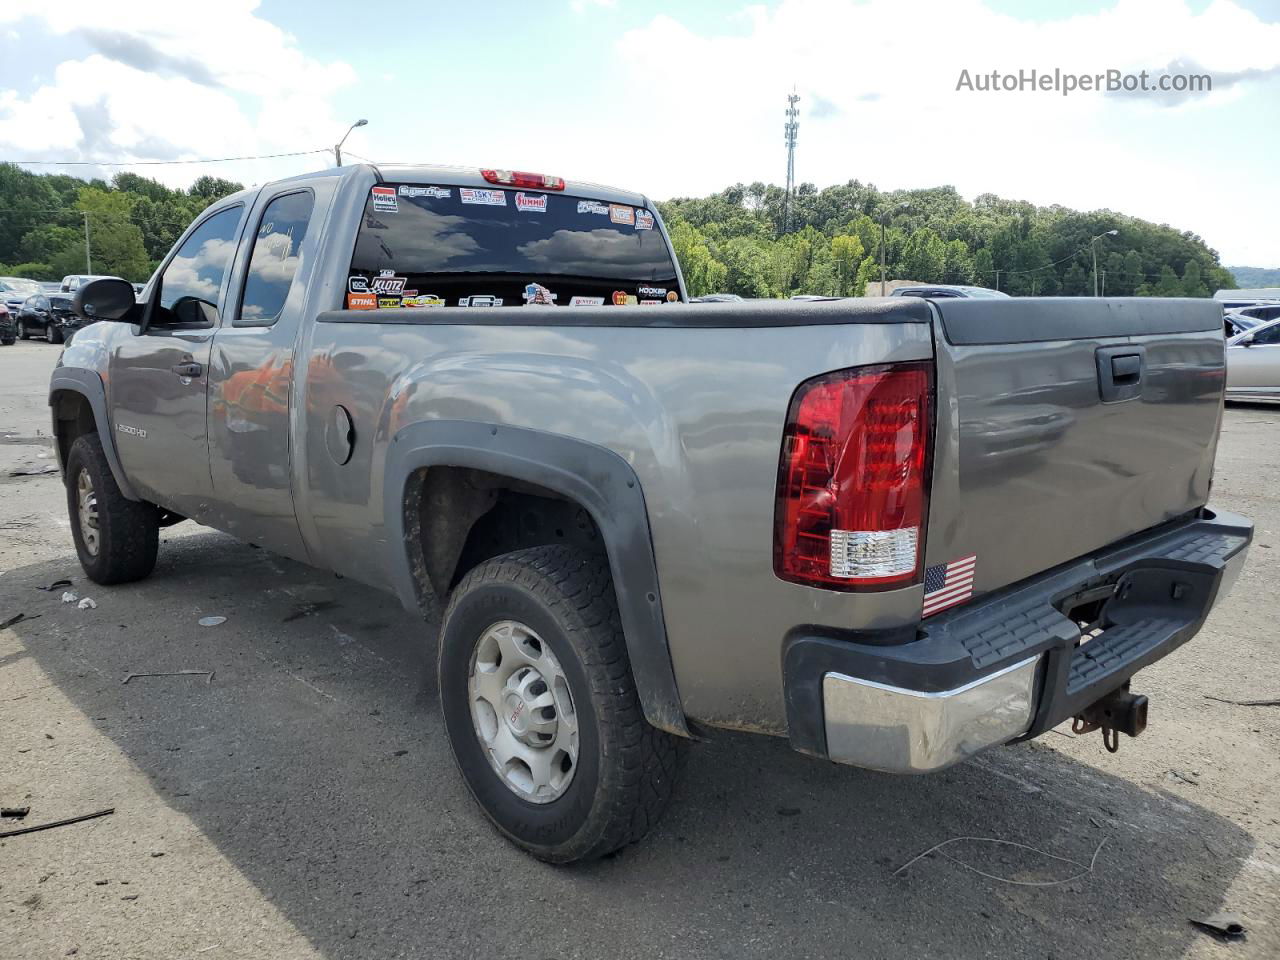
[783,91,800,234]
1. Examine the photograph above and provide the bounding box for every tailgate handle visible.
[1095,346,1146,403]
[1111,355,1142,383]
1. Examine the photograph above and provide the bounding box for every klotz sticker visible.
[460,188,507,206]
[371,186,398,213]
[635,208,655,230]
[398,185,451,199]
[638,285,667,298]
[402,295,445,308]
[346,292,377,310]
[569,296,605,306]
[458,295,503,307]
[666,291,678,302]
[523,283,558,305]
[609,204,635,226]
[515,192,548,213]
[611,291,637,306]
[577,200,609,215]
[364,270,408,296]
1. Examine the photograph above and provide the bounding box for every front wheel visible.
[65,434,159,584]
[16,320,29,340]
[438,545,681,863]
[48,325,64,344]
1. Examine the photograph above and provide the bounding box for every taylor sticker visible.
[402,295,445,308]
[398,185,451,198]
[460,188,506,206]
[634,208,654,230]
[577,200,609,215]
[612,291,637,306]
[347,291,377,310]
[569,296,605,306]
[458,295,503,307]
[609,204,634,226]
[638,285,667,298]
[378,297,403,308]
[523,283,558,305]
[515,192,548,213]
[371,186,398,213]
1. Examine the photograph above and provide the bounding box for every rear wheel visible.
[65,434,159,585]
[48,325,64,344]
[16,319,29,340]
[438,545,681,863]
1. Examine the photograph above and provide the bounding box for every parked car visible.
[1224,311,1263,339]
[1226,316,1280,400]
[0,303,14,345]
[689,293,744,303]
[17,292,89,343]
[890,284,1011,298]
[60,274,121,293]
[0,276,43,315]
[51,164,1250,864]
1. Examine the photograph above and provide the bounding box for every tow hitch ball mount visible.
[1072,685,1148,753]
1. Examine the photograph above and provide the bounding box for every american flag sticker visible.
[922,555,977,618]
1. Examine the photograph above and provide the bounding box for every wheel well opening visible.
[52,391,97,468]
[404,466,605,607]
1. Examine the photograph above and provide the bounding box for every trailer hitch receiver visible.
[1071,684,1148,753]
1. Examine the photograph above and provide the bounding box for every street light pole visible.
[83,212,91,274]
[334,119,368,167]
[1091,229,1118,297]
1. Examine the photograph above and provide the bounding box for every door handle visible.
[172,361,204,378]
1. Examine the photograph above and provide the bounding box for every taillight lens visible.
[480,169,566,190]
[774,362,933,590]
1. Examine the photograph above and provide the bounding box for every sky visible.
[0,0,1277,266]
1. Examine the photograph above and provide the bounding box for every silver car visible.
[1227,316,1280,400]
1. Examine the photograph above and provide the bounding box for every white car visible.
[1227,316,1280,400]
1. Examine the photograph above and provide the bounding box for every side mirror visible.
[1240,334,1255,347]
[73,278,136,322]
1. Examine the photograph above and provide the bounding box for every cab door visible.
[107,203,247,519]
[1227,319,1280,394]
[203,181,334,561]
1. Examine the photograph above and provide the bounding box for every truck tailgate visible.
[924,297,1225,601]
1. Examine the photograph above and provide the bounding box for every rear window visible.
[346,183,681,309]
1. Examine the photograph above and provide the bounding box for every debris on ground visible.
[893,836,1108,886]
[1,806,31,819]
[1,612,39,629]
[281,600,339,622]
[1205,694,1280,707]
[77,597,97,610]
[197,616,226,627]
[0,807,114,839]
[1190,911,1246,941]
[61,591,77,603]
[122,670,214,685]
[37,579,72,592]
[1166,770,1200,785]
[8,463,58,476]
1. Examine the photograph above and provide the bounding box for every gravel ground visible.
[1,337,1277,959]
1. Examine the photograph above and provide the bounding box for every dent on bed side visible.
[48,367,140,501]
[380,420,692,738]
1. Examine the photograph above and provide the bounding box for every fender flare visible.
[48,368,141,502]
[382,420,690,738]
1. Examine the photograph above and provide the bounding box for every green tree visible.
[668,218,727,297]
[1180,260,1207,297]
[1151,265,1183,297]
[77,187,150,281]
[830,234,865,297]
[901,228,946,283]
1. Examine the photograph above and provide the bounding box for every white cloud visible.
[0,0,356,187]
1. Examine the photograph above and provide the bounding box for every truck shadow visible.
[3,531,1261,959]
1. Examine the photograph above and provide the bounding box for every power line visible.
[2,149,329,167]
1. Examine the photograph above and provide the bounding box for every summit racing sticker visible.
[371,186,398,213]
[609,204,634,226]
[577,200,609,215]
[458,295,503,307]
[398,185,451,199]
[515,192,548,213]
[460,188,507,206]
[350,271,408,297]
[523,283,558,305]
[634,208,655,230]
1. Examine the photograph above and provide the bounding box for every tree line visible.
[0,164,244,282]
[657,181,1237,298]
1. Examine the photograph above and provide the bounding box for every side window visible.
[154,206,242,327]
[1253,323,1280,346]
[238,191,314,326]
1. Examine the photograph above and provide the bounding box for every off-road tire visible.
[438,545,681,863]
[65,433,159,585]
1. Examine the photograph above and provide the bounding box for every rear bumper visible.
[783,508,1252,773]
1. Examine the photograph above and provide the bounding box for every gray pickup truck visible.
[50,163,1251,863]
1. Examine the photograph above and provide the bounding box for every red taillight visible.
[480,168,565,190]
[774,362,933,591]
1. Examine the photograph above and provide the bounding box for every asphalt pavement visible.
[2,337,1277,959]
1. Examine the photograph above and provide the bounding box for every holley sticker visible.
[515,192,548,213]
[460,188,507,206]
[609,204,634,226]
[371,186,398,213]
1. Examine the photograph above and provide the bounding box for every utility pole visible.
[334,118,368,167]
[1100,270,1107,296]
[994,269,1001,292]
[1091,229,1118,296]
[83,212,92,274]
[880,218,887,295]
[782,91,799,235]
